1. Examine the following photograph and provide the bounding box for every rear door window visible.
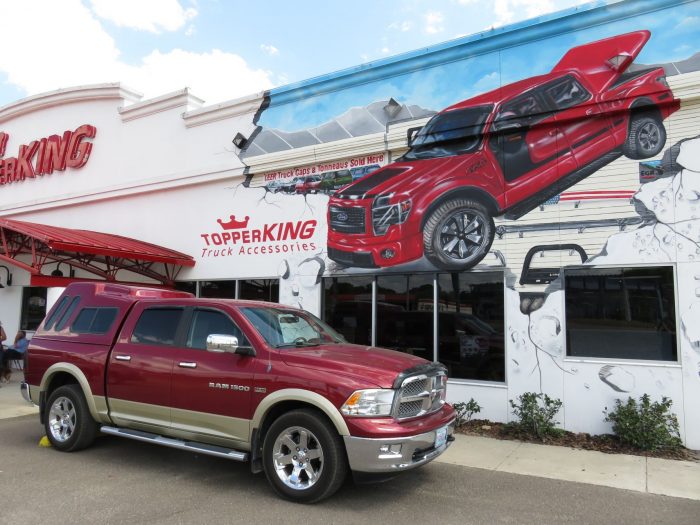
[131,308,184,346]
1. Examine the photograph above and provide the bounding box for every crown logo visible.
[217,215,250,230]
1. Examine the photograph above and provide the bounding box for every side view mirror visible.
[406,126,422,146]
[206,334,256,356]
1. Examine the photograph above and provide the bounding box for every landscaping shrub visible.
[453,398,481,427]
[509,392,563,440]
[604,394,682,451]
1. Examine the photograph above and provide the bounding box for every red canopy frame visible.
[0,218,195,287]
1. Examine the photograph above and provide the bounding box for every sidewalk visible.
[0,371,39,419]
[1,375,697,501]
[436,433,700,501]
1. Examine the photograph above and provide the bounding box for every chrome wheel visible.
[48,396,76,443]
[439,210,486,262]
[638,121,661,155]
[272,426,324,490]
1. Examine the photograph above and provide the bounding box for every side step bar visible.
[100,426,249,462]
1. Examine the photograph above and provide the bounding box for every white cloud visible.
[491,0,586,28]
[0,0,273,105]
[425,11,444,34]
[89,0,197,33]
[388,20,413,32]
[260,44,279,56]
[381,47,390,54]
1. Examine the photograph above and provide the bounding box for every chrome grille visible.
[394,370,446,420]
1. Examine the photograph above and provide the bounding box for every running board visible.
[100,426,248,462]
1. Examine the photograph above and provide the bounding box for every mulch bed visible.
[458,419,699,461]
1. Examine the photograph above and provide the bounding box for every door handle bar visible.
[179,362,197,369]
[114,355,131,362]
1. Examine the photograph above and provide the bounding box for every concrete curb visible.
[436,434,700,501]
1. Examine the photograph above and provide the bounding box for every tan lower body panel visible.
[107,398,250,451]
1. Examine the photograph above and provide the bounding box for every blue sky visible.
[256,0,700,131]
[0,0,602,109]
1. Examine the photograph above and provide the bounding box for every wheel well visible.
[629,98,661,122]
[421,188,499,230]
[250,401,339,474]
[46,372,79,397]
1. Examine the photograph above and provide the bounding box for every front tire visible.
[623,115,666,160]
[423,198,495,270]
[262,409,347,503]
[45,384,98,452]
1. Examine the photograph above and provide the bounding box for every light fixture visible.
[383,98,402,118]
[0,265,12,288]
[232,132,247,149]
[51,262,64,277]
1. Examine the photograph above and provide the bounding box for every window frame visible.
[562,264,680,366]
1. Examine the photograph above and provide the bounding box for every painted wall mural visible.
[188,0,700,446]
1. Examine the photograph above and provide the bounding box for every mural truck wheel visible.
[423,198,495,271]
[623,115,666,160]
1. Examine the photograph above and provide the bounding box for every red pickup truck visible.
[327,30,680,270]
[21,282,455,503]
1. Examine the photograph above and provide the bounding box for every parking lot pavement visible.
[0,372,37,419]
[1,416,698,525]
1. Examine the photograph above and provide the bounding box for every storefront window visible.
[199,280,236,299]
[565,266,677,361]
[21,287,48,331]
[239,279,279,302]
[322,276,373,346]
[174,281,197,295]
[437,273,505,382]
[376,274,434,361]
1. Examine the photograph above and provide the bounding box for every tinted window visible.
[44,296,69,330]
[565,267,676,361]
[187,309,248,350]
[21,287,48,331]
[71,308,119,334]
[131,308,183,346]
[55,296,81,331]
[239,279,279,302]
[543,76,590,110]
[200,280,236,299]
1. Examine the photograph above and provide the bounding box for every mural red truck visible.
[327,31,680,270]
[21,283,455,503]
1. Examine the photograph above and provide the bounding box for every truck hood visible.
[334,155,481,200]
[280,343,428,388]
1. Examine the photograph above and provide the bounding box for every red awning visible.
[0,218,195,286]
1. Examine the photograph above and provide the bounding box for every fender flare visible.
[40,363,101,422]
[250,388,350,441]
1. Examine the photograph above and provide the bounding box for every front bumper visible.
[343,418,456,473]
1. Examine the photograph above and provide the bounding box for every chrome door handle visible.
[178,362,197,369]
[115,355,131,362]
[586,108,594,115]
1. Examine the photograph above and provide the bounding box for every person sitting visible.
[2,330,28,383]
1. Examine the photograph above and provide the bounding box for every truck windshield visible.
[240,306,346,348]
[401,105,493,161]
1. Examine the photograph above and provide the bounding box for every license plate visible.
[435,425,448,448]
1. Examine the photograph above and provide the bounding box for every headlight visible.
[341,389,395,417]
[372,193,412,235]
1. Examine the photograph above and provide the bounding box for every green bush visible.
[509,392,563,440]
[604,394,682,451]
[453,398,481,426]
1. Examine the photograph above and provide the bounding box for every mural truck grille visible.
[329,206,366,233]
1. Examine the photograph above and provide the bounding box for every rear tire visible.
[623,115,666,160]
[262,409,347,503]
[45,384,98,452]
[423,198,495,270]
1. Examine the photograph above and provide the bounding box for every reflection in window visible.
[323,276,373,346]
[200,280,236,299]
[375,274,434,361]
[239,279,279,302]
[565,267,677,361]
[437,273,505,381]
[21,287,48,331]
[174,281,197,295]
